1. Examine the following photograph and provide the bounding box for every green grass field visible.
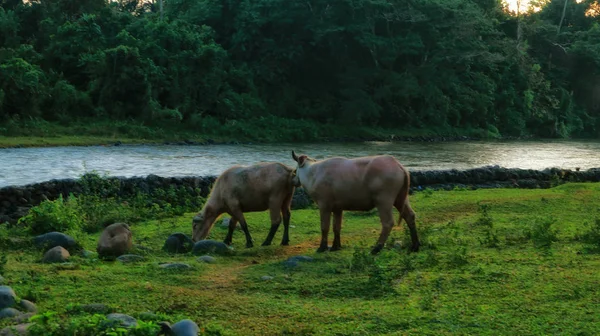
[2,184,600,335]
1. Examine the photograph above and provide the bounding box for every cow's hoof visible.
[329,246,342,252]
[281,241,290,246]
[246,242,254,248]
[261,241,272,247]
[371,244,384,255]
[316,246,328,253]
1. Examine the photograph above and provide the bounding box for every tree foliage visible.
[1,0,599,138]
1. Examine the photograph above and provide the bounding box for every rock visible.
[106,313,137,328]
[159,263,191,270]
[196,255,216,264]
[282,260,298,268]
[192,240,233,256]
[163,233,194,254]
[261,276,274,281]
[42,246,70,263]
[291,188,313,210]
[0,287,16,310]
[287,256,313,263]
[171,319,200,336]
[18,300,36,313]
[12,313,34,324]
[0,323,32,336]
[97,223,133,258]
[0,308,20,319]
[80,250,96,259]
[33,232,78,251]
[116,254,144,263]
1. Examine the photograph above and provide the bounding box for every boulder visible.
[105,313,137,328]
[163,233,194,254]
[116,254,144,263]
[159,263,191,270]
[196,255,216,264]
[0,308,20,319]
[97,223,133,258]
[0,287,17,310]
[33,232,78,251]
[42,246,70,263]
[0,323,32,336]
[191,240,232,256]
[171,319,200,336]
[18,300,36,313]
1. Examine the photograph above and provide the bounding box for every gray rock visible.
[13,313,34,324]
[159,263,191,270]
[287,256,313,263]
[33,232,78,251]
[18,300,36,313]
[0,308,20,319]
[171,319,200,336]
[261,276,274,281]
[282,260,299,268]
[196,255,216,264]
[80,250,97,258]
[0,288,16,310]
[0,323,32,336]
[163,233,194,254]
[116,254,144,263]
[106,313,137,328]
[42,246,70,263]
[192,240,233,256]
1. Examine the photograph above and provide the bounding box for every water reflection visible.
[1,139,599,187]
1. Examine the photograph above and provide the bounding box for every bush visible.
[576,218,600,253]
[526,217,559,251]
[18,194,84,234]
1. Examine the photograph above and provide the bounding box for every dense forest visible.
[0,0,599,140]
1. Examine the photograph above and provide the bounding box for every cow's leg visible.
[262,205,282,246]
[223,217,238,246]
[398,198,420,252]
[372,204,395,255]
[281,205,291,246]
[317,207,332,253]
[230,208,254,248]
[330,210,343,251]
[396,198,420,252]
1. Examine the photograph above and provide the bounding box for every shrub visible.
[18,194,84,234]
[576,218,600,253]
[526,217,559,251]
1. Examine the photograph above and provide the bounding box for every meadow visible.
[1,183,599,335]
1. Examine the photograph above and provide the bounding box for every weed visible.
[447,246,469,268]
[576,218,600,253]
[479,228,500,248]
[18,194,84,234]
[475,203,493,227]
[526,217,559,251]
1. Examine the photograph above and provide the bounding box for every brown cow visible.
[192,162,298,248]
[291,151,420,254]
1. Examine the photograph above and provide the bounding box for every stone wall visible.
[1,166,599,224]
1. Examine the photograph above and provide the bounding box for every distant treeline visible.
[1,0,599,139]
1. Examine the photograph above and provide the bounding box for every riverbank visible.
[2,166,599,225]
[0,118,509,149]
[1,184,599,335]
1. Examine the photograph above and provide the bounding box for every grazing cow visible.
[192,162,298,248]
[291,151,420,254]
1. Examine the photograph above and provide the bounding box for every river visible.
[1,139,599,188]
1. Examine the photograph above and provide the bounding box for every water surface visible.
[1,139,599,188]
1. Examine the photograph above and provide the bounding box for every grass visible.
[2,183,600,335]
[0,117,497,148]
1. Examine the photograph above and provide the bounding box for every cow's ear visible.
[298,155,307,167]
